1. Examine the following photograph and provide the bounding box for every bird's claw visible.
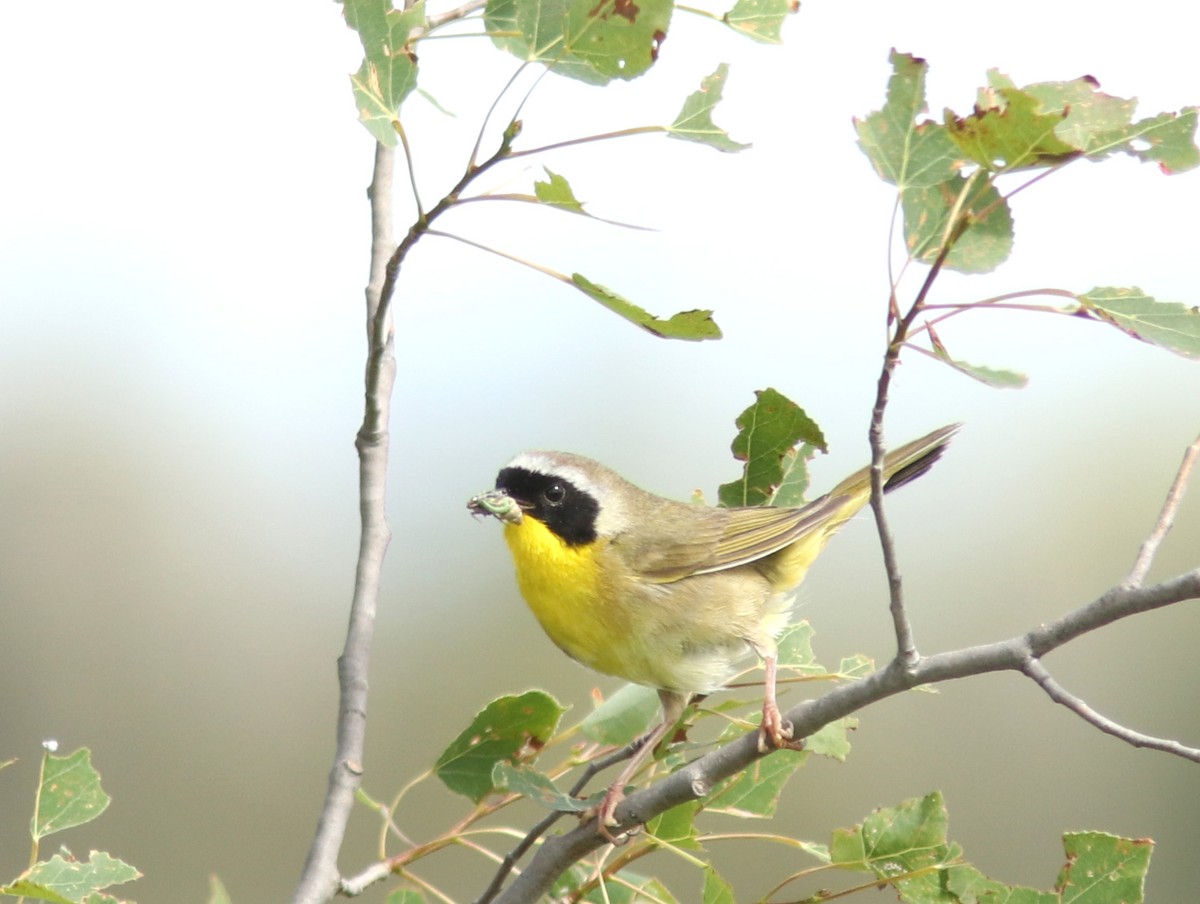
[589,786,638,845]
[758,703,807,753]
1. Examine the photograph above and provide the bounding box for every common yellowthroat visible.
[468,424,956,836]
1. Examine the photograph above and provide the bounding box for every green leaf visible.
[983,72,1199,173]
[927,323,1028,388]
[721,0,795,44]
[485,0,672,85]
[563,0,673,84]
[900,173,1014,273]
[667,64,750,152]
[1120,108,1200,173]
[7,851,140,903]
[945,84,1080,171]
[703,867,736,904]
[854,50,961,190]
[706,748,804,817]
[769,443,816,506]
[1075,287,1200,358]
[717,388,827,507]
[581,683,661,746]
[207,874,233,904]
[945,864,1056,904]
[996,73,1137,156]
[434,691,565,802]
[33,748,111,841]
[582,872,679,904]
[830,792,957,881]
[492,762,599,812]
[1056,832,1153,903]
[385,886,429,904]
[647,800,702,850]
[344,0,424,145]
[571,274,722,340]
[775,621,819,672]
[534,167,586,213]
[805,717,856,761]
[0,879,75,904]
[836,654,874,680]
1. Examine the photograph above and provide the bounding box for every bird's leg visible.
[593,690,688,843]
[758,652,806,753]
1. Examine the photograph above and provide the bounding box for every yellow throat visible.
[502,517,628,679]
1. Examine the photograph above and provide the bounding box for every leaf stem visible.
[505,125,667,160]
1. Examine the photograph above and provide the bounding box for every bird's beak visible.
[467,489,524,525]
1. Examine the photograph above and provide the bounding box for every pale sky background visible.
[2,1,1200,902]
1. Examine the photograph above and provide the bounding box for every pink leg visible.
[594,690,687,842]
[759,653,805,752]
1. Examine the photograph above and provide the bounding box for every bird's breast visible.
[502,518,633,678]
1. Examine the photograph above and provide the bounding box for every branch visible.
[1125,433,1200,587]
[1021,657,1200,759]
[490,565,1200,903]
[868,174,981,666]
[294,120,535,901]
[474,742,643,904]
[293,143,399,904]
[427,0,487,29]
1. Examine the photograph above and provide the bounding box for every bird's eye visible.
[542,484,566,506]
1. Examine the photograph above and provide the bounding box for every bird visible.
[467,424,957,839]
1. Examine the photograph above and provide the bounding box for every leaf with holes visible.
[344,0,424,145]
[435,691,564,802]
[855,50,960,190]
[718,389,826,507]
[32,748,111,840]
[485,0,672,85]
[900,173,1013,273]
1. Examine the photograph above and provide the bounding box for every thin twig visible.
[1126,433,1200,587]
[1021,657,1200,760]
[469,64,532,170]
[426,228,573,281]
[394,120,424,220]
[475,741,642,904]
[869,173,981,667]
[504,126,666,160]
[426,0,487,28]
[451,193,657,231]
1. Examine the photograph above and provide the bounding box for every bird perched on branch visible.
[468,424,956,839]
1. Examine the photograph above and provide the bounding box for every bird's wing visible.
[628,494,849,583]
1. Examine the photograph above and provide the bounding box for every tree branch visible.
[490,565,1200,903]
[1021,657,1200,760]
[294,117,536,902]
[293,143,398,904]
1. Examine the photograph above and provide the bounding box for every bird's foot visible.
[758,700,807,753]
[588,784,639,845]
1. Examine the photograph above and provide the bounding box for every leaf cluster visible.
[855,51,1200,385]
[0,748,140,904]
[338,0,796,342]
[351,623,1154,904]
